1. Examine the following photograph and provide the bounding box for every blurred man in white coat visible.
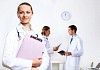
[64,25,83,70]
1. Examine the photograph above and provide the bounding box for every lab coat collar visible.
[16,23,37,38]
[16,23,26,33]
[16,23,35,33]
[71,34,77,38]
[43,35,49,41]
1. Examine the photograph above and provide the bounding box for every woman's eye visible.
[27,11,30,14]
[19,11,24,14]
[19,11,31,14]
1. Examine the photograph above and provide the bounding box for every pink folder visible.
[17,35,44,60]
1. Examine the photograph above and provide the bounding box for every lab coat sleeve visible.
[38,48,49,70]
[2,31,32,70]
[46,47,54,54]
[38,34,54,54]
[45,40,54,54]
[71,38,83,57]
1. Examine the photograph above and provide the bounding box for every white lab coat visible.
[2,23,49,70]
[43,36,54,70]
[64,34,83,70]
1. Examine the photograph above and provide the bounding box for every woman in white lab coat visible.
[2,2,49,70]
[41,26,58,70]
[64,25,83,70]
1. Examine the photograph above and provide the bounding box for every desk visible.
[51,53,66,70]
[51,59,65,70]
[88,68,100,70]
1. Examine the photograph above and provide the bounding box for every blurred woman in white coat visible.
[41,26,58,70]
[64,25,83,70]
[2,2,49,70]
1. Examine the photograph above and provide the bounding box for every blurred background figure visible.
[41,26,59,70]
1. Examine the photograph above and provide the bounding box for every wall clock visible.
[61,11,71,21]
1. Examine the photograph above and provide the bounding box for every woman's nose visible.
[23,13,27,17]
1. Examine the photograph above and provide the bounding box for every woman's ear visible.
[17,12,19,18]
[17,14,19,18]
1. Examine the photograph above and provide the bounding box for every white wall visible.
[0,0,100,70]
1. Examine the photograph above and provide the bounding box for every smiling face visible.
[68,27,77,36]
[17,4,33,24]
[68,28,74,35]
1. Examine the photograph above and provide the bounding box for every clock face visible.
[61,11,71,21]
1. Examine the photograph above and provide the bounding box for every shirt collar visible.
[71,34,77,38]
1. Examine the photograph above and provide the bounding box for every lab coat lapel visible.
[68,35,78,50]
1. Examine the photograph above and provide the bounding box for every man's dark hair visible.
[68,25,77,33]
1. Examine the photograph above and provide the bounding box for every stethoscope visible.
[16,28,38,41]
[16,29,21,41]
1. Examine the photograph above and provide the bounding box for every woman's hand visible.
[53,47,58,51]
[32,58,42,68]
